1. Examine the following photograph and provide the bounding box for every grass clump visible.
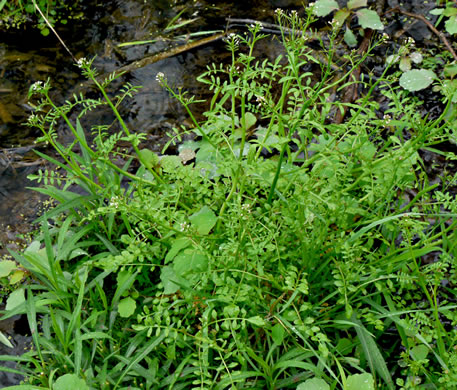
[1,8,457,390]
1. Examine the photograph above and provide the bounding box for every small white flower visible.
[30,81,43,92]
[155,72,164,81]
[109,196,120,208]
[180,222,189,232]
[76,57,88,68]
[256,95,266,105]
[275,8,283,16]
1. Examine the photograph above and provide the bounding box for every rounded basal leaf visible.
[297,377,330,390]
[271,323,286,345]
[399,69,436,91]
[6,288,25,311]
[356,9,384,30]
[189,205,217,235]
[118,297,136,318]
[53,374,89,390]
[0,260,16,278]
[445,16,457,35]
[347,0,367,10]
[334,9,350,27]
[312,0,339,17]
[344,28,358,47]
[399,57,411,72]
[347,373,375,390]
[409,52,423,64]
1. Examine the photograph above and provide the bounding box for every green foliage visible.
[1,6,457,390]
[311,0,383,46]
[0,0,81,35]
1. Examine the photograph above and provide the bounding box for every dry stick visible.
[31,0,77,62]
[390,7,457,61]
[114,32,229,76]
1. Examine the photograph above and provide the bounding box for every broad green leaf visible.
[118,297,136,318]
[334,9,350,27]
[444,63,457,78]
[165,237,192,263]
[6,288,25,311]
[9,270,26,284]
[347,0,367,10]
[347,373,374,390]
[160,155,181,172]
[138,149,159,170]
[189,206,217,235]
[445,16,457,34]
[160,266,182,294]
[223,304,240,317]
[296,377,330,390]
[312,0,338,17]
[0,331,13,348]
[53,374,89,390]
[244,112,257,130]
[246,316,266,327]
[399,57,411,72]
[0,260,16,278]
[429,8,443,16]
[356,9,384,30]
[443,7,457,17]
[399,69,436,91]
[344,28,358,47]
[411,344,429,361]
[173,249,208,277]
[272,323,286,345]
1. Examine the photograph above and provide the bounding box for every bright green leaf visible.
[445,16,457,34]
[429,8,443,16]
[356,9,384,30]
[0,260,16,278]
[334,9,350,27]
[189,206,217,235]
[347,0,367,10]
[9,270,26,284]
[118,297,136,318]
[347,373,374,390]
[244,112,257,130]
[160,155,182,172]
[272,323,286,345]
[6,288,25,311]
[160,266,182,294]
[399,69,436,91]
[0,331,13,348]
[138,149,159,170]
[443,7,457,17]
[246,316,266,327]
[344,28,358,47]
[444,63,457,78]
[53,374,89,390]
[173,249,208,277]
[165,237,192,264]
[411,344,429,361]
[312,0,339,17]
[296,377,330,390]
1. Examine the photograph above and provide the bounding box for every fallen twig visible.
[387,7,457,61]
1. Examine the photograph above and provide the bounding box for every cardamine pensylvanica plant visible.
[1,7,457,390]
